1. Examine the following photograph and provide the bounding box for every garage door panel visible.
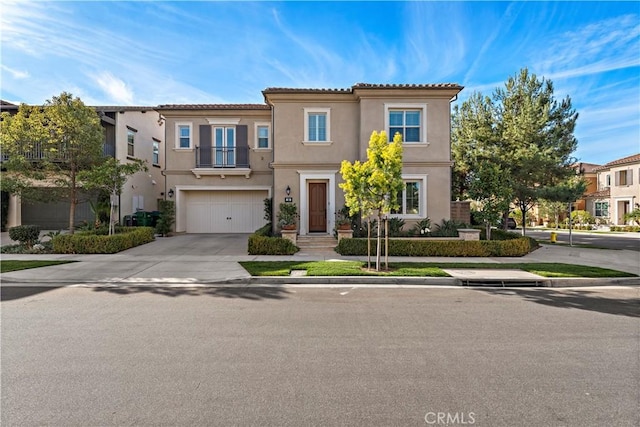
[185,190,267,233]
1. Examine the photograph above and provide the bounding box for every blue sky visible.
[1,1,638,165]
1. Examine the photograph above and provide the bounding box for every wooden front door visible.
[308,182,327,232]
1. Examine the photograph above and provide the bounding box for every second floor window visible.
[127,129,136,157]
[177,124,191,149]
[615,169,633,186]
[304,108,331,143]
[257,125,269,148]
[389,110,421,142]
[152,139,160,165]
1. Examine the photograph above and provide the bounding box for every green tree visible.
[467,161,513,240]
[537,199,566,228]
[0,93,105,233]
[340,131,403,271]
[77,157,148,235]
[452,68,579,236]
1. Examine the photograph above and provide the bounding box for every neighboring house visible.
[158,83,463,235]
[573,162,600,212]
[586,153,640,225]
[2,102,164,229]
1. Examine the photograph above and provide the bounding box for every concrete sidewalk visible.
[1,233,638,287]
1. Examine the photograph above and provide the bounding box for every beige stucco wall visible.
[266,87,458,234]
[114,110,165,218]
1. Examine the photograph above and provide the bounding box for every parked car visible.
[502,217,517,229]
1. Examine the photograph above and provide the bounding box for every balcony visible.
[192,146,251,179]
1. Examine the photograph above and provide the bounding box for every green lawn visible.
[0,260,75,273]
[239,261,636,278]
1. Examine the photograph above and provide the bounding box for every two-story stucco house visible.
[158,83,463,235]
[586,153,640,225]
[2,102,164,229]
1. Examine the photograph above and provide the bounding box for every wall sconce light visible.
[168,189,174,198]
[286,185,291,196]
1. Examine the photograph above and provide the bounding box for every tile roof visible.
[1,100,17,106]
[92,106,157,111]
[263,82,463,94]
[156,104,270,110]
[594,153,640,171]
[572,162,601,174]
[584,188,610,198]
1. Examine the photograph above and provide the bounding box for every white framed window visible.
[595,201,609,217]
[384,103,427,144]
[255,122,271,149]
[175,122,192,149]
[391,175,427,218]
[127,127,137,157]
[152,138,160,165]
[303,107,331,143]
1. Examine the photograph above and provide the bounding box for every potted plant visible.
[335,206,352,230]
[277,202,299,230]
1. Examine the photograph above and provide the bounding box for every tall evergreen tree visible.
[452,68,579,235]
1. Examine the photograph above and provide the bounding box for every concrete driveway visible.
[119,233,251,256]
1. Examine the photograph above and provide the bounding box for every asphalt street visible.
[524,229,640,251]
[2,285,639,427]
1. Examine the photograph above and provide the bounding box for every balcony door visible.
[214,127,235,167]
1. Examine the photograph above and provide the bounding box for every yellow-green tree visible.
[340,131,403,271]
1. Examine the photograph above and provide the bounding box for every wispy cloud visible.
[1,64,29,79]
[92,72,134,105]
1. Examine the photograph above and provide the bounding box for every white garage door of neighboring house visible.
[185,190,267,233]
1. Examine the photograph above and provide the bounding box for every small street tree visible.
[340,131,403,271]
[467,161,513,240]
[539,176,587,246]
[77,157,148,235]
[0,92,105,233]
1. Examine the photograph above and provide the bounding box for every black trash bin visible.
[123,215,132,226]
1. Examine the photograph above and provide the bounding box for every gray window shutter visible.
[199,125,212,167]
[628,168,633,185]
[236,125,248,167]
[615,171,620,186]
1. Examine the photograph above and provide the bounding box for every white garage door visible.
[185,190,267,233]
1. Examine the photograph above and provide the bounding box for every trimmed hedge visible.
[335,237,536,257]
[52,227,155,254]
[248,234,299,255]
[610,225,640,232]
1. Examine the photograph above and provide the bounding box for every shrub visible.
[52,227,154,254]
[254,223,273,237]
[155,200,175,237]
[8,225,41,248]
[248,234,298,255]
[335,237,535,257]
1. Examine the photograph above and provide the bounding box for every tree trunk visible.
[520,201,527,236]
[367,218,371,270]
[376,213,382,271]
[485,220,491,241]
[69,170,76,234]
[384,216,389,271]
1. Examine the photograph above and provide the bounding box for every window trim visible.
[303,107,331,144]
[594,201,609,217]
[152,138,160,166]
[127,128,136,157]
[391,174,427,219]
[384,103,427,144]
[254,122,271,150]
[175,122,193,150]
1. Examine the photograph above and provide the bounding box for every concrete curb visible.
[1,276,638,288]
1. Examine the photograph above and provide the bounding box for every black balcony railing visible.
[195,146,250,168]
